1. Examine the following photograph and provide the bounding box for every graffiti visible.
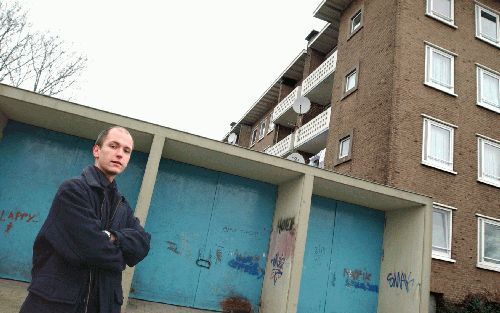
[228,254,264,278]
[0,210,38,233]
[222,226,259,237]
[216,249,222,263]
[386,271,415,293]
[166,241,180,254]
[270,252,286,285]
[343,268,378,293]
[277,217,294,234]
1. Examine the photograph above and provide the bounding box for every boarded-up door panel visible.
[298,196,385,313]
[194,172,275,310]
[0,121,146,281]
[131,160,277,312]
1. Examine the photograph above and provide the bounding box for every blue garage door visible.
[298,196,385,313]
[0,121,147,281]
[131,159,277,312]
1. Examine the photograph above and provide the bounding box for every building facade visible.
[0,84,432,313]
[225,0,499,307]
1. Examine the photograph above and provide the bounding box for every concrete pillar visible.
[260,174,314,313]
[377,202,432,313]
[0,111,7,140]
[121,134,165,312]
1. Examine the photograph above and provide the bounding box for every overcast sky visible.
[12,0,326,140]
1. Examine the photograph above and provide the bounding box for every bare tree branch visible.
[0,1,87,99]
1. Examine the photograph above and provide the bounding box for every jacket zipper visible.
[83,270,93,313]
[107,198,121,230]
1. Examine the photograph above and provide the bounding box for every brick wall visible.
[389,0,500,301]
[324,0,397,185]
[323,0,499,303]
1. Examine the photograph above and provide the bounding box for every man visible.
[20,126,151,313]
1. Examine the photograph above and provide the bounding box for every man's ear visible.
[92,145,100,159]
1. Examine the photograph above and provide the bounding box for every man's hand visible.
[103,230,116,243]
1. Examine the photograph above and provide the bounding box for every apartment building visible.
[224,0,499,308]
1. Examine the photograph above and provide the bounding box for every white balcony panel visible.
[265,133,294,157]
[271,86,301,126]
[294,109,331,154]
[302,51,337,105]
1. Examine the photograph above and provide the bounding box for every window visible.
[346,71,357,92]
[432,204,454,261]
[339,137,351,159]
[475,4,499,47]
[426,0,454,26]
[250,128,258,146]
[477,66,500,113]
[267,117,275,134]
[478,136,500,187]
[341,64,359,99]
[334,130,354,165]
[350,10,362,34]
[425,44,455,95]
[477,215,500,272]
[422,117,455,173]
[258,120,266,140]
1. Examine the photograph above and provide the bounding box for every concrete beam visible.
[260,174,314,313]
[121,134,165,312]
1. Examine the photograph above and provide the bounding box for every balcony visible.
[265,133,294,157]
[294,109,331,154]
[271,86,301,127]
[301,50,337,105]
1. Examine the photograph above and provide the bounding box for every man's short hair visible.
[94,126,132,147]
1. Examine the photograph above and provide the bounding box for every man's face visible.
[93,128,134,181]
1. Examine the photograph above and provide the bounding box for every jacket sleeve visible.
[111,203,151,267]
[43,180,125,272]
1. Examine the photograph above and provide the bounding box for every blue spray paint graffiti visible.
[343,268,379,293]
[228,254,264,279]
[270,252,286,285]
[386,271,415,293]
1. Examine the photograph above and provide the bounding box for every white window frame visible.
[339,136,351,159]
[477,135,500,188]
[432,203,455,262]
[476,65,500,113]
[424,44,456,95]
[267,116,275,134]
[258,120,266,140]
[475,3,500,48]
[426,0,455,27]
[422,116,456,174]
[250,128,258,146]
[351,10,362,34]
[477,215,500,272]
[345,70,357,93]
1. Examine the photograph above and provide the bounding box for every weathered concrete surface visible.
[0,278,27,313]
[0,278,212,313]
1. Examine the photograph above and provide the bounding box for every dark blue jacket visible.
[20,166,151,313]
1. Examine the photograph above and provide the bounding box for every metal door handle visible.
[196,258,211,269]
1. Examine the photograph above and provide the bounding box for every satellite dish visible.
[286,152,305,164]
[292,96,311,115]
[228,133,237,145]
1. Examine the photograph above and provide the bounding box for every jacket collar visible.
[82,165,118,191]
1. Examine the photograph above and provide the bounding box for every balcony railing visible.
[265,133,294,157]
[294,109,331,150]
[302,50,337,97]
[271,86,301,124]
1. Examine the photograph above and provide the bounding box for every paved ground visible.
[0,278,211,313]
